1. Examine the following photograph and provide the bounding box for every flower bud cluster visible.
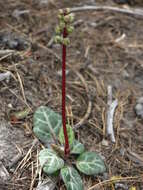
[54,8,74,45]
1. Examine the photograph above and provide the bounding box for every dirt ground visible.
[0,0,143,190]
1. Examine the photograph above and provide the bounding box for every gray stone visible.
[135,97,143,118]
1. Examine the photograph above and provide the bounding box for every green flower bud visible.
[59,9,64,15]
[59,21,65,30]
[62,38,70,45]
[54,35,63,44]
[65,8,70,14]
[67,26,74,34]
[58,14,64,21]
[64,13,74,23]
[55,26,61,34]
[64,15,70,23]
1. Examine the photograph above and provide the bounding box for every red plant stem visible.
[62,26,70,156]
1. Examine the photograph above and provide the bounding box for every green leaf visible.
[33,106,62,144]
[71,140,85,155]
[39,149,64,174]
[11,108,30,120]
[61,166,83,190]
[59,124,75,146]
[76,152,106,175]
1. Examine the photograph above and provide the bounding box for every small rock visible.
[57,69,69,77]
[101,139,109,146]
[122,70,130,79]
[120,148,126,156]
[0,32,30,50]
[135,97,143,118]
[0,71,11,83]
[115,183,128,190]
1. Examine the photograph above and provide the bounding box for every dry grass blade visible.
[0,53,13,61]
[29,150,39,190]
[15,68,27,103]
[2,82,32,110]
[88,176,143,190]
[72,70,92,129]
[66,105,74,127]
[14,139,38,175]
[74,101,92,129]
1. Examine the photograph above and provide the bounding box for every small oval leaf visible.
[71,140,85,155]
[59,124,75,146]
[33,106,62,144]
[11,108,30,120]
[76,152,106,175]
[39,149,64,174]
[61,166,83,190]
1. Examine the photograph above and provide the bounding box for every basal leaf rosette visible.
[33,106,62,144]
[61,166,83,190]
[39,149,64,174]
[76,152,106,175]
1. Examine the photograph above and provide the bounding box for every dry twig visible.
[70,6,143,17]
[106,85,118,143]
[14,139,38,175]
[0,49,15,55]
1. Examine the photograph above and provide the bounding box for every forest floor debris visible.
[0,0,143,189]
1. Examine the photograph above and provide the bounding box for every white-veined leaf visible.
[59,124,75,146]
[33,106,62,144]
[61,166,83,190]
[71,140,85,155]
[76,151,106,175]
[39,149,64,174]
